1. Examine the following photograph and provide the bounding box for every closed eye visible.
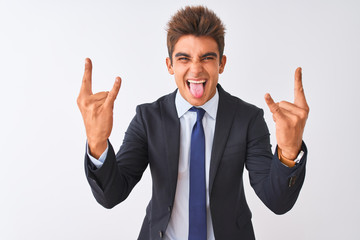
[175,52,191,62]
[201,52,217,61]
[202,56,215,61]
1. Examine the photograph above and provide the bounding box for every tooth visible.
[187,80,206,84]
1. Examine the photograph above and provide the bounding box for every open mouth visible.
[187,79,206,98]
[187,79,206,88]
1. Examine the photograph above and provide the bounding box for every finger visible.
[275,106,298,121]
[105,77,122,107]
[265,93,278,113]
[91,91,109,101]
[91,98,107,108]
[81,58,93,96]
[294,67,308,109]
[279,101,305,115]
[78,92,107,108]
[265,93,288,120]
[280,101,309,123]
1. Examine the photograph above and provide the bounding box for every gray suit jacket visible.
[85,84,307,240]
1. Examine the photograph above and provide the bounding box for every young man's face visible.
[166,35,226,106]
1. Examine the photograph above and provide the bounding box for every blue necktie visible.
[188,107,207,240]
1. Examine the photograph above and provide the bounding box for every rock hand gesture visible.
[265,67,309,161]
[77,58,121,158]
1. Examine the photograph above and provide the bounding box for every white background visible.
[1,0,359,239]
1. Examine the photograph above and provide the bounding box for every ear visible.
[166,57,174,75]
[219,55,227,74]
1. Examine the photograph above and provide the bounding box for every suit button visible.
[288,176,297,187]
[159,230,163,238]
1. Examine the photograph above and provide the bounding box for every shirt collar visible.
[175,89,219,120]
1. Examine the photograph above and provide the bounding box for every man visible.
[77,6,309,240]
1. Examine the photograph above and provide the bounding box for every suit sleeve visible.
[84,106,149,209]
[245,109,307,215]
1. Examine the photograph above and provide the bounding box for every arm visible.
[247,67,310,214]
[245,109,307,215]
[84,107,149,209]
[77,58,148,208]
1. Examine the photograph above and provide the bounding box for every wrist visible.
[88,139,108,159]
[280,149,298,160]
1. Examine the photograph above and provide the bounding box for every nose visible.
[189,60,203,76]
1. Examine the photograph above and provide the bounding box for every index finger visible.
[294,67,308,109]
[80,58,93,96]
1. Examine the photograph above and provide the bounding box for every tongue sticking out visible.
[189,82,204,98]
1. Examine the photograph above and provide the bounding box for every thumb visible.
[105,77,122,107]
[264,93,278,113]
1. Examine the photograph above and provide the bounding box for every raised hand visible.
[265,67,309,160]
[77,58,121,158]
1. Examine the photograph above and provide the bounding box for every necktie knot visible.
[190,107,206,122]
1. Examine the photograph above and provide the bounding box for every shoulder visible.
[217,84,263,117]
[135,89,177,115]
[217,85,269,138]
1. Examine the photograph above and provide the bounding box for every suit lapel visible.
[159,90,180,202]
[209,85,237,196]
[158,86,237,199]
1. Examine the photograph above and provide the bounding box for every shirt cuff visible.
[86,141,109,168]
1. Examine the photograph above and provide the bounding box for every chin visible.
[187,96,207,106]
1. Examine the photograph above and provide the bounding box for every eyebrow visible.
[174,52,191,58]
[174,52,218,58]
[201,52,218,58]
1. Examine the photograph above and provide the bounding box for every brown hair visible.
[166,5,226,64]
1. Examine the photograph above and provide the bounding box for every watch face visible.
[294,150,304,164]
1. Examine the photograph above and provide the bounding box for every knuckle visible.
[298,110,308,120]
[294,115,301,123]
[108,91,118,101]
[273,106,281,113]
[77,96,87,107]
[103,91,110,98]
[83,98,90,107]
[278,101,287,109]
[295,86,304,92]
